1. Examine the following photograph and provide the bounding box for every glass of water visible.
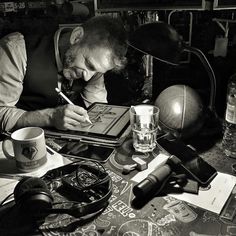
[130,105,160,153]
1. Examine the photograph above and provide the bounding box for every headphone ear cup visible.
[14,177,53,214]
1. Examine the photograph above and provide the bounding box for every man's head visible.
[63,15,128,81]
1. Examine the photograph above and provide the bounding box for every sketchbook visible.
[44,103,131,146]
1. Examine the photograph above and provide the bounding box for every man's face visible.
[63,44,115,81]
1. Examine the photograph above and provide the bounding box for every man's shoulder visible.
[0,32,24,46]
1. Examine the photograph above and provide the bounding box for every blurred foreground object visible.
[222,74,236,158]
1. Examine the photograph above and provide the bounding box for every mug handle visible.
[2,138,15,160]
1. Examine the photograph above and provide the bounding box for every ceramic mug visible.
[2,127,47,172]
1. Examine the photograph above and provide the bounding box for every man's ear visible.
[70,26,84,45]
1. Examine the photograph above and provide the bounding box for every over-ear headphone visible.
[14,177,53,214]
[13,161,112,220]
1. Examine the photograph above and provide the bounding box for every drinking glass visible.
[130,105,159,153]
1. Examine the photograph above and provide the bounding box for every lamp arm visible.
[183,45,216,113]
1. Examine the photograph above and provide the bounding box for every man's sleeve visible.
[0,33,27,132]
[80,73,107,108]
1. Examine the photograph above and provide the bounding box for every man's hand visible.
[13,105,91,131]
[52,104,90,130]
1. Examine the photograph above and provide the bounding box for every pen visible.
[55,87,73,105]
[55,87,92,124]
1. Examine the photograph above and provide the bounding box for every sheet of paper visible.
[169,172,236,214]
[131,153,169,183]
[0,144,69,205]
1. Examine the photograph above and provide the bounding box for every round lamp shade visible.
[129,22,183,65]
[155,85,204,139]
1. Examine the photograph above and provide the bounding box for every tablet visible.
[44,103,131,146]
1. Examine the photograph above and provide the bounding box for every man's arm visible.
[0,32,27,132]
[0,33,90,132]
[15,105,90,131]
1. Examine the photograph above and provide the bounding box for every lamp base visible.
[158,108,223,152]
[184,108,223,152]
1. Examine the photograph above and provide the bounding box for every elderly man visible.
[0,15,128,132]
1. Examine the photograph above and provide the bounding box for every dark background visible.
[0,1,236,119]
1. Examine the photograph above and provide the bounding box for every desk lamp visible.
[128,21,220,139]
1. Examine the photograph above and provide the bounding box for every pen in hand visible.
[55,87,92,124]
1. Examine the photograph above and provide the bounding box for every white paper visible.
[0,143,70,205]
[131,153,169,183]
[169,172,236,214]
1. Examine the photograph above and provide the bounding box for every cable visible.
[184,45,217,113]
[0,193,14,207]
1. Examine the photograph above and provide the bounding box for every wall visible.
[1,2,236,117]
[104,9,236,118]
[0,0,94,37]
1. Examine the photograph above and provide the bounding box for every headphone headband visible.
[14,160,112,220]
